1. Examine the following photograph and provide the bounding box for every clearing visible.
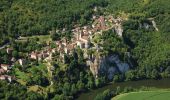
[112,91,170,100]
[16,35,51,43]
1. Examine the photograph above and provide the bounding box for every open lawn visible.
[113,91,170,100]
[16,35,51,43]
[15,63,49,85]
[28,63,48,77]
[15,68,29,81]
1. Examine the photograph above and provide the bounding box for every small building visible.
[18,59,26,66]
[6,48,13,54]
[47,48,52,55]
[42,53,49,59]
[56,41,63,49]
[99,16,106,30]
[0,75,5,80]
[62,38,67,46]
[30,52,37,60]
[92,15,97,20]
[37,53,43,61]
[1,64,11,71]
[64,43,75,55]
[0,68,6,75]
[46,41,50,46]
[52,48,56,53]
[94,6,98,12]
[0,75,13,82]
[11,57,16,62]
[77,41,85,49]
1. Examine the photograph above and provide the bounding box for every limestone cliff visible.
[87,55,130,80]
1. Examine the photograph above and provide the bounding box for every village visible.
[1,0,170,99]
[0,12,126,83]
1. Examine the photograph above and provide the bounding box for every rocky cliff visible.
[87,55,130,80]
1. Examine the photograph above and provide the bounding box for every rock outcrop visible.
[114,24,123,37]
[87,55,130,80]
[140,18,159,31]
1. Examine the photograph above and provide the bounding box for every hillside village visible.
[0,12,127,82]
[1,0,170,100]
[0,8,160,83]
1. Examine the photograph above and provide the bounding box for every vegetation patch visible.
[16,35,51,43]
[113,91,170,100]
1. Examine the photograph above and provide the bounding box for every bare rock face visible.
[117,63,129,73]
[114,24,123,37]
[87,55,130,80]
[140,18,159,31]
[107,67,117,80]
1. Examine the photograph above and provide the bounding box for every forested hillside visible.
[106,0,170,81]
[1,0,170,100]
[107,0,170,36]
[0,0,107,45]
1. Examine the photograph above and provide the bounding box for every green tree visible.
[151,69,160,79]
[63,82,71,96]
[71,84,77,95]
[12,50,19,59]
[76,81,85,91]
[26,92,44,100]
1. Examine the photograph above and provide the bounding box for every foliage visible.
[0,81,44,100]
[94,89,113,100]
[0,0,107,46]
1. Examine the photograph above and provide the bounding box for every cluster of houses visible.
[55,14,124,53]
[0,48,15,82]
[52,15,125,77]
[0,14,126,82]
[30,48,55,61]
[0,64,14,82]
[51,15,107,63]
[0,46,56,82]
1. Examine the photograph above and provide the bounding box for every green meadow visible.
[113,91,170,100]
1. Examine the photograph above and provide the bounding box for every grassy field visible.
[113,91,170,100]
[15,68,30,83]
[16,35,51,43]
[15,63,49,85]
[28,63,48,77]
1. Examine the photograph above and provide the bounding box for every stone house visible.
[0,75,13,82]
[64,43,76,55]
[78,31,90,49]
[6,48,13,54]
[30,52,37,60]
[0,68,6,75]
[0,64,11,71]
[18,59,26,66]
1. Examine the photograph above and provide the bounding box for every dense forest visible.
[1,0,170,100]
[106,0,170,81]
[0,81,43,100]
[0,0,107,45]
